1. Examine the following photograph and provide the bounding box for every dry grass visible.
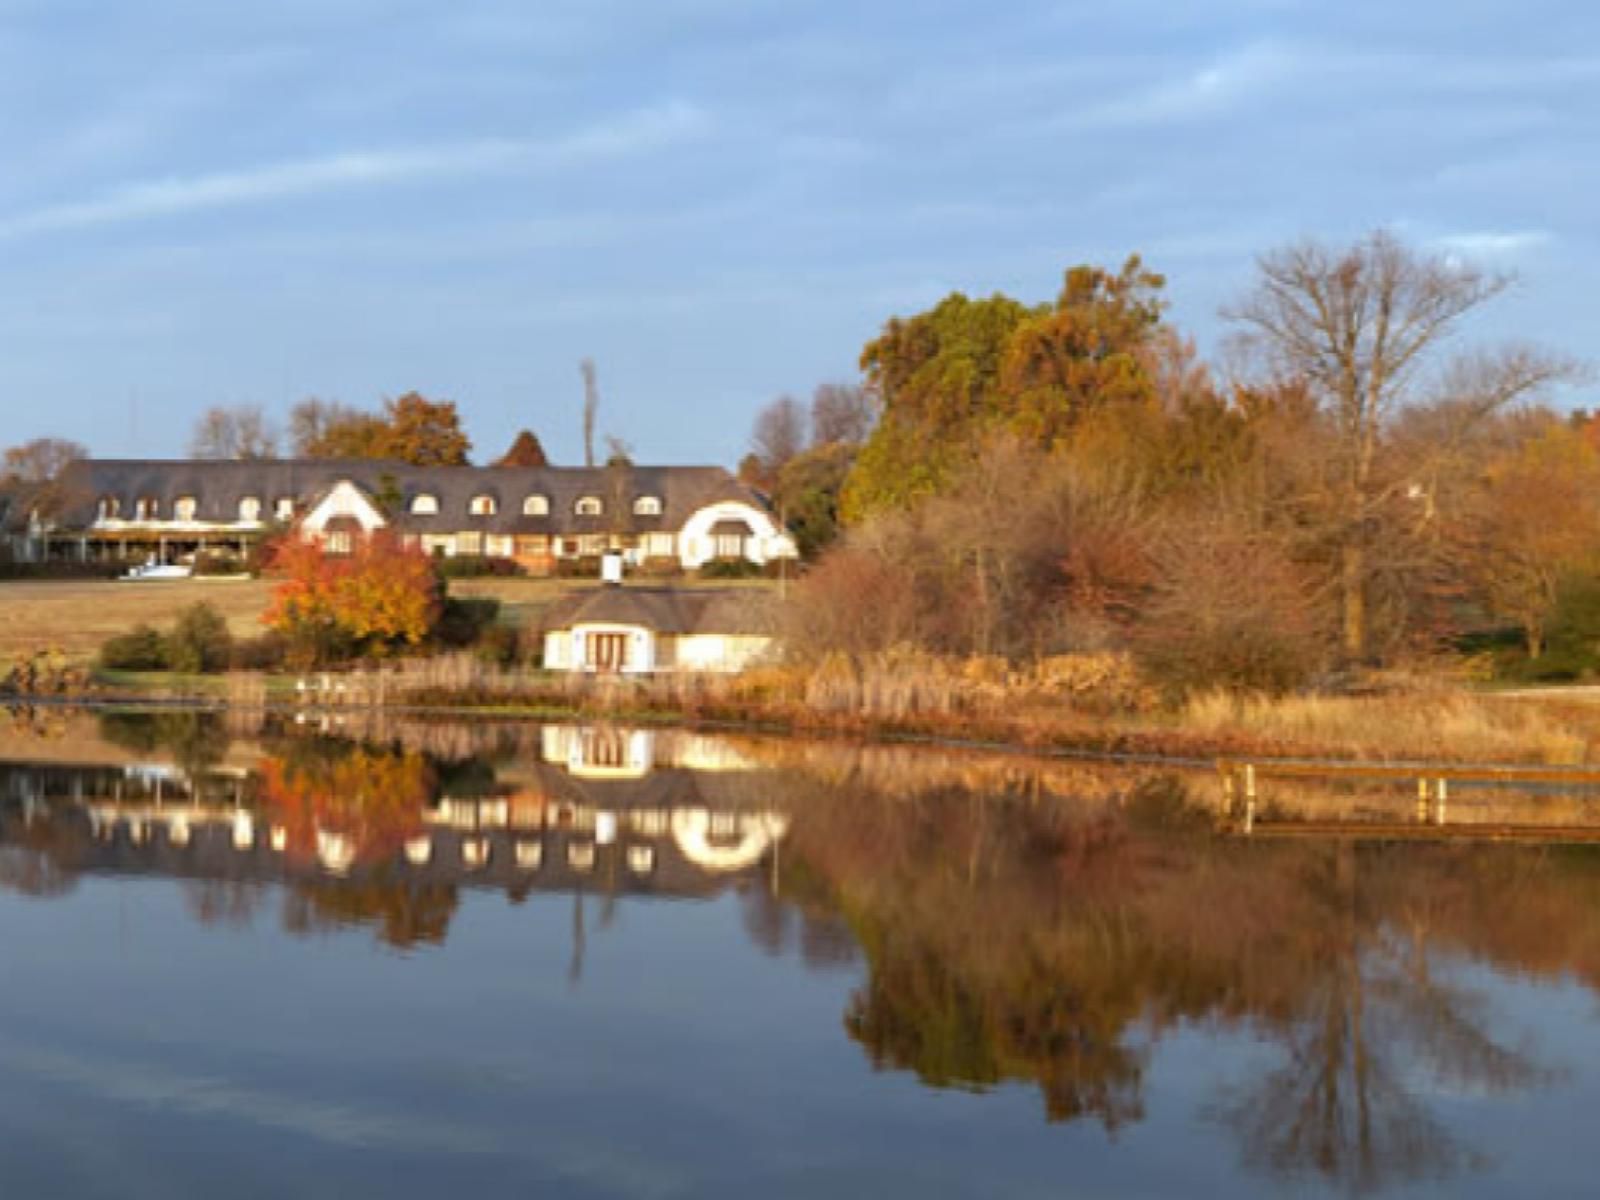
[0,578,277,663]
[1183,687,1600,765]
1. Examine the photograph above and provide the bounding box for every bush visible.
[698,558,765,579]
[165,602,234,673]
[433,596,502,649]
[436,555,525,579]
[192,550,247,576]
[99,624,169,671]
[556,556,601,578]
[231,631,288,671]
[473,622,522,666]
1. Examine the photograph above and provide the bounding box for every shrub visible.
[192,551,246,577]
[556,556,601,578]
[231,631,288,671]
[437,555,525,579]
[99,624,169,671]
[433,596,502,649]
[698,558,765,579]
[165,602,234,673]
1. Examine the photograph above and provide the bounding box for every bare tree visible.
[811,382,875,445]
[751,395,807,483]
[288,398,360,457]
[1,436,87,482]
[580,359,600,469]
[1226,230,1575,661]
[189,404,277,460]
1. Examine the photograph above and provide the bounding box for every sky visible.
[1,0,1595,467]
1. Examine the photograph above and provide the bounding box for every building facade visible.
[0,458,797,574]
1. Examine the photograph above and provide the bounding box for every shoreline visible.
[11,676,1600,776]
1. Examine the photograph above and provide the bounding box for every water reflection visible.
[4,710,1600,1194]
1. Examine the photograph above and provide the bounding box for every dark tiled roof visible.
[8,458,769,535]
[542,587,779,636]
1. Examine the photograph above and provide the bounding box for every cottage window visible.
[486,534,513,558]
[516,535,549,557]
[135,496,159,520]
[457,530,483,555]
[715,532,744,559]
[411,493,439,515]
[275,497,294,521]
[574,496,603,517]
[238,496,262,522]
[97,496,120,521]
[325,530,353,556]
[643,532,675,559]
[577,534,606,556]
[632,495,662,516]
[470,494,497,516]
[522,494,549,516]
[173,496,197,522]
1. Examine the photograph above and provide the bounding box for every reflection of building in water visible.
[0,725,786,900]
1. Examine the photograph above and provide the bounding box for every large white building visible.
[1,458,798,574]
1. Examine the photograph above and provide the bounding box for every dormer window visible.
[522,494,549,516]
[135,496,159,520]
[238,496,261,522]
[274,497,294,521]
[469,494,497,516]
[575,496,602,517]
[632,495,662,517]
[411,493,439,516]
[97,496,120,521]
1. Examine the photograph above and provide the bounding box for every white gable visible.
[298,479,389,537]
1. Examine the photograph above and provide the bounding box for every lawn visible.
[0,574,779,664]
[0,578,277,663]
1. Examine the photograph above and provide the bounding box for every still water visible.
[4,709,1600,1198]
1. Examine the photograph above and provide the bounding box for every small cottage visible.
[540,587,780,675]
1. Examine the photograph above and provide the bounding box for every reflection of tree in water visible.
[183,880,267,928]
[285,872,459,950]
[1216,844,1549,1195]
[98,710,231,779]
[257,740,433,869]
[767,770,1579,1184]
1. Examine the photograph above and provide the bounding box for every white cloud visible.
[1431,229,1553,257]
[0,99,708,240]
[1056,41,1301,131]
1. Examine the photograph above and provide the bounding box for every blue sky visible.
[1,0,1594,466]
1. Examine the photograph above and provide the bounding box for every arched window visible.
[522,494,549,516]
[97,496,120,521]
[632,495,662,516]
[469,494,497,516]
[410,493,439,515]
[575,496,603,517]
[274,497,295,521]
[173,496,197,522]
[238,496,262,522]
[135,496,159,520]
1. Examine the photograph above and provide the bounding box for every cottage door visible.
[588,632,628,673]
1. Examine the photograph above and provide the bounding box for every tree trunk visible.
[1341,541,1367,663]
[1527,622,1544,660]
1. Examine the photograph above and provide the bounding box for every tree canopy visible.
[295,392,472,466]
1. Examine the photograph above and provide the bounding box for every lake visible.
[3,708,1600,1198]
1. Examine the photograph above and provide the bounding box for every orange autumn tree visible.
[265,532,441,664]
[259,744,435,870]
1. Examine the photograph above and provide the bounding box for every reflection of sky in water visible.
[0,878,1592,1199]
[6,717,1600,1198]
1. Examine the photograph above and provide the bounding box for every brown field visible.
[0,575,779,665]
[0,578,277,663]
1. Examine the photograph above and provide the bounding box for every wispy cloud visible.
[1055,41,1300,131]
[1431,229,1553,257]
[0,100,707,240]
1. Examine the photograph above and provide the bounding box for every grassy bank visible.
[67,652,1600,768]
